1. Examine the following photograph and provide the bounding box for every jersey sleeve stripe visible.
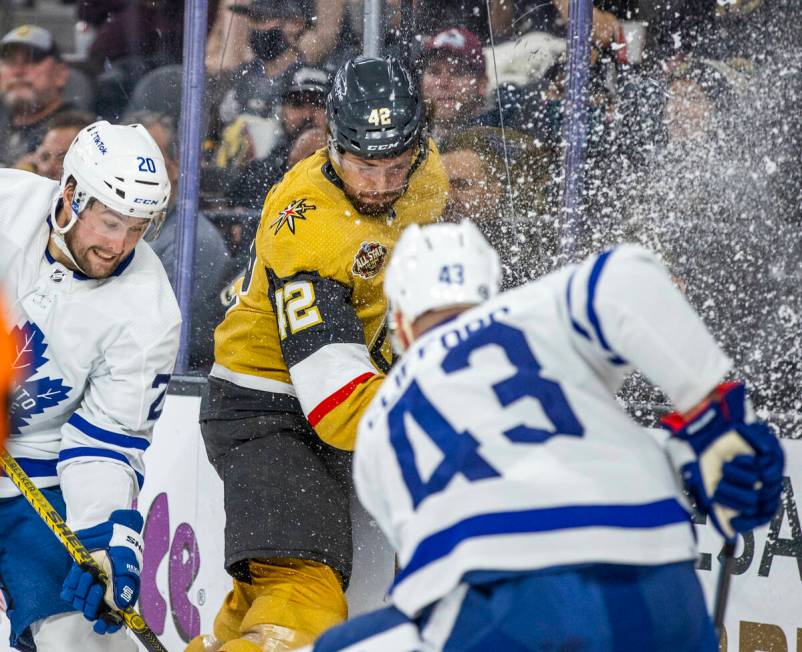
[289,342,379,416]
[393,498,689,589]
[586,249,628,365]
[565,270,592,341]
[314,602,417,651]
[209,362,297,396]
[307,371,376,427]
[58,446,144,488]
[67,413,150,451]
[9,456,58,478]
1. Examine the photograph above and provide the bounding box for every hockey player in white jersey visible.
[306,221,784,651]
[0,121,181,651]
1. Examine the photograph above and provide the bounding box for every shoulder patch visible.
[352,241,389,279]
[271,198,316,235]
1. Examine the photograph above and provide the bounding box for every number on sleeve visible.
[273,281,323,340]
[240,240,257,296]
[147,374,171,421]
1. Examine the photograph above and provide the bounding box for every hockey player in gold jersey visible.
[188,56,448,652]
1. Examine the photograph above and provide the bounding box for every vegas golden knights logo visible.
[271,198,317,235]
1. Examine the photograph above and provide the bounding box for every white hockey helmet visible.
[59,120,171,227]
[385,220,502,328]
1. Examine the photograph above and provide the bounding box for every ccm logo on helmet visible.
[366,143,398,151]
[134,198,159,205]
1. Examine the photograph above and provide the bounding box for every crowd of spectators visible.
[0,0,799,423]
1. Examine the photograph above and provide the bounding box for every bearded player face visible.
[338,150,414,216]
[63,199,149,279]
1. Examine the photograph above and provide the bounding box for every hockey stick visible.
[712,540,736,640]
[0,450,168,652]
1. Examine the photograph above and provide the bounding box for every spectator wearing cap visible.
[278,67,329,145]
[418,27,508,144]
[0,25,72,167]
[219,0,307,124]
[228,66,329,208]
[206,0,348,73]
[212,0,310,171]
[662,57,749,142]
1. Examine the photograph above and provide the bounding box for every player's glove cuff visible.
[661,382,784,541]
[60,509,144,633]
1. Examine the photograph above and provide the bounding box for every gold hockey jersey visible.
[210,144,448,450]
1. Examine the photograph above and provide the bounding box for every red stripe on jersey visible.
[307,372,375,427]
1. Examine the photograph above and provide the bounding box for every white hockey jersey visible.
[355,244,732,617]
[0,169,181,528]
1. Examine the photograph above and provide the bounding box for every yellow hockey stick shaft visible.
[0,450,168,652]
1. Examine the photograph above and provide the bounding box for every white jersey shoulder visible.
[356,244,731,617]
[0,169,181,528]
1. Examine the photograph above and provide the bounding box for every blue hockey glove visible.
[661,382,784,541]
[60,509,144,634]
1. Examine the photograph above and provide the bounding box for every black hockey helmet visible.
[326,56,424,160]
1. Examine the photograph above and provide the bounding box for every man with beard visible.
[191,56,448,652]
[0,120,180,651]
[0,25,73,167]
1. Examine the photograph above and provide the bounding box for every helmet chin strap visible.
[49,197,88,275]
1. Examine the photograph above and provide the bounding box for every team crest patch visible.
[352,241,389,279]
[10,321,72,434]
[271,198,316,235]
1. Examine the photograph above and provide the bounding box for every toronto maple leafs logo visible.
[10,321,72,435]
[270,198,317,235]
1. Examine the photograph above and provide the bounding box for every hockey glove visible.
[60,509,144,634]
[661,382,784,541]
